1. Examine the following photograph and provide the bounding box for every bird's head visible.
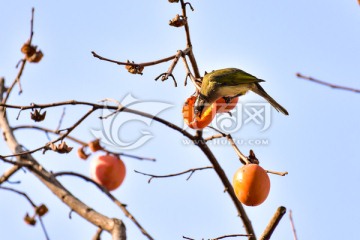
[194,94,209,118]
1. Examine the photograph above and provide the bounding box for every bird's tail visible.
[252,83,289,115]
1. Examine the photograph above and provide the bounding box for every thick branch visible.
[259,206,287,240]
[195,139,255,240]
[92,227,103,240]
[0,78,126,240]
[54,171,153,240]
[180,0,200,78]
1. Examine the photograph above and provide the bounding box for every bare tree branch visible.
[207,127,250,165]
[0,165,22,185]
[92,227,103,240]
[1,107,96,158]
[0,186,50,239]
[266,170,288,177]
[297,73,360,93]
[0,98,255,239]
[289,210,298,240]
[210,234,253,239]
[180,0,200,78]
[38,216,50,240]
[259,206,287,240]
[0,186,37,207]
[2,8,36,104]
[92,51,177,68]
[194,139,256,239]
[134,166,213,183]
[0,78,126,240]
[11,125,156,161]
[53,171,153,240]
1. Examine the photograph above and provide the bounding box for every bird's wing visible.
[208,68,264,86]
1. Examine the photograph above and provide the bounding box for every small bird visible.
[194,68,289,117]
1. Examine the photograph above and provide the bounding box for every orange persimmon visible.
[90,155,126,191]
[232,164,270,206]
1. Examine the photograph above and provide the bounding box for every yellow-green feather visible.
[207,68,264,86]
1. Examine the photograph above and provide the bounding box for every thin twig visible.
[92,227,103,240]
[155,73,177,87]
[266,170,288,177]
[183,237,195,240]
[54,172,154,240]
[0,165,22,184]
[259,206,287,240]
[2,8,35,104]
[12,125,86,145]
[0,186,36,207]
[56,107,66,131]
[11,125,156,161]
[38,216,50,240]
[210,234,253,239]
[0,186,50,239]
[289,210,298,240]
[92,51,176,68]
[1,108,96,158]
[296,73,360,93]
[116,152,156,161]
[181,55,201,90]
[29,8,35,44]
[204,134,224,142]
[134,166,213,183]
[0,156,33,167]
[208,127,250,165]
[158,50,183,82]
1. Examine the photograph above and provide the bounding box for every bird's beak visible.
[194,97,204,117]
[194,97,205,118]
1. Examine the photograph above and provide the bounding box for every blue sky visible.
[1,1,360,239]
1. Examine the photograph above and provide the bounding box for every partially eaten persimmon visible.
[216,97,239,113]
[182,95,216,129]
